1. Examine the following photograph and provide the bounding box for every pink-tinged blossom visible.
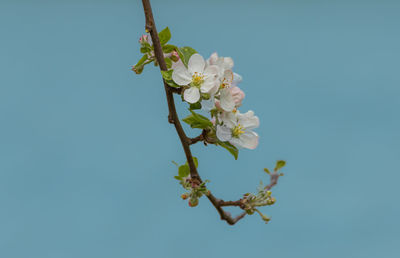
[230,86,245,107]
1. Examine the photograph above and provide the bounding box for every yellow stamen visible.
[192,72,204,86]
[232,123,245,138]
[220,78,230,89]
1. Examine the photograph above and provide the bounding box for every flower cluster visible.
[172,158,210,207]
[133,27,260,158]
[172,52,260,151]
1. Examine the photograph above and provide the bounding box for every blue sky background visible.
[1,0,399,257]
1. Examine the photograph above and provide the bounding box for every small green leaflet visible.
[158,27,171,45]
[175,157,199,179]
[161,70,180,88]
[162,44,176,53]
[140,42,152,53]
[132,55,148,74]
[217,141,239,160]
[274,160,286,171]
[178,164,190,177]
[177,46,197,67]
[182,110,213,129]
[189,102,202,110]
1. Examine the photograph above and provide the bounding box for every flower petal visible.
[238,110,259,129]
[239,130,259,149]
[188,53,205,75]
[223,57,234,70]
[220,111,237,128]
[220,88,235,112]
[204,65,219,80]
[207,52,219,65]
[172,65,192,85]
[200,78,218,93]
[223,70,233,84]
[229,130,258,149]
[183,87,200,104]
[216,125,232,142]
[232,73,242,85]
[229,137,244,149]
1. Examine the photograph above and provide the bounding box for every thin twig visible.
[187,134,204,145]
[219,200,244,207]
[141,0,198,182]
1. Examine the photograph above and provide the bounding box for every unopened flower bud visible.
[131,65,143,74]
[188,198,199,207]
[139,34,148,44]
[181,193,189,200]
[210,117,216,126]
[229,86,245,107]
[246,209,254,215]
[170,50,180,62]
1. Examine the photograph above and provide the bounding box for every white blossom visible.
[216,110,259,149]
[172,53,219,103]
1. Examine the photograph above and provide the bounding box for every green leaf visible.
[161,70,173,81]
[158,27,171,45]
[263,168,270,174]
[140,42,152,53]
[161,70,181,88]
[189,110,211,123]
[177,46,197,67]
[182,110,213,129]
[162,44,176,53]
[135,55,148,67]
[192,157,198,168]
[165,57,172,68]
[217,141,239,160]
[274,160,286,171]
[174,176,182,181]
[165,80,180,88]
[189,102,202,110]
[178,164,190,177]
[132,55,149,74]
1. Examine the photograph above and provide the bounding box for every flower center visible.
[220,78,230,89]
[232,124,245,138]
[192,72,204,86]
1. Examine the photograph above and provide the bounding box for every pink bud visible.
[229,86,245,107]
[214,100,222,110]
[171,50,180,62]
[210,117,216,126]
[139,34,148,44]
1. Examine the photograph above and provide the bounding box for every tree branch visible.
[140,0,280,226]
[141,0,199,183]
[187,131,205,145]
